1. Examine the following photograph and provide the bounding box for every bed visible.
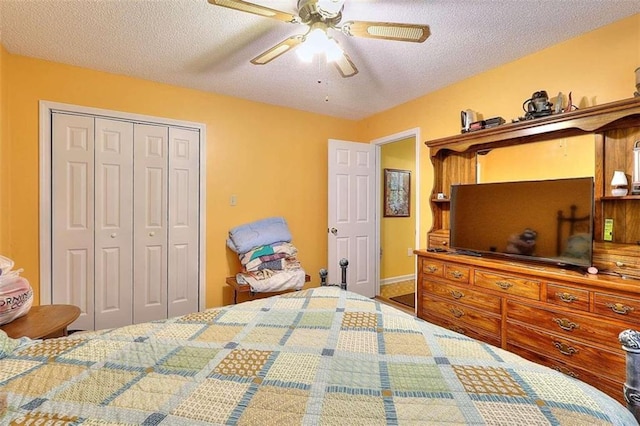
[1,284,637,425]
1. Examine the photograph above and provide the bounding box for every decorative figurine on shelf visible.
[522,90,553,120]
[634,67,640,97]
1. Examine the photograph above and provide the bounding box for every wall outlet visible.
[407,248,413,256]
[230,195,237,206]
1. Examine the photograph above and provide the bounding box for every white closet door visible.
[94,118,134,330]
[133,124,168,323]
[168,127,200,317]
[52,113,95,331]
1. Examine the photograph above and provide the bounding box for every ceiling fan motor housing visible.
[298,0,343,25]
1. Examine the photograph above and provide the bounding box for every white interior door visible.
[94,118,134,330]
[52,113,95,331]
[328,139,376,297]
[133,124,169,324]
[167,127,200,317]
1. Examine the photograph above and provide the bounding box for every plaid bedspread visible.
[0,287,636,425]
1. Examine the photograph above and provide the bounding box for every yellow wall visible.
[2,53,360,308]
[359,14,640,249]
[1,14,638,310]
[380,137,416,279]
[0,44,5,255]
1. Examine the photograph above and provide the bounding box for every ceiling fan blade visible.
[341,21,430,43]
[333,51,358,78]
[208,0,299,23]
[250,35,304,65]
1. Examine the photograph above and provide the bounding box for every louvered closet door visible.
[52,113,95,331]
[168,127,200,317]
[94,118,134,330]
[133,124,169,324]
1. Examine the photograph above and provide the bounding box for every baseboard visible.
[380,274,415,286]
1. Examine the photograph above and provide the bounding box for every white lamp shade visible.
[611,170,628,186]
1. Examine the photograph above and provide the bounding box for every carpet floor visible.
[389,292,415,309]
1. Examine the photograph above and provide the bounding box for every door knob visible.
[330,227,338,235]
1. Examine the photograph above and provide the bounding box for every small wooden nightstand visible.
[0,304,81,339]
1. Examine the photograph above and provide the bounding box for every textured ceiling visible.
[1,0,639,120]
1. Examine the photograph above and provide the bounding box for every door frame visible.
[371,128,421,297]
[38,100,207,311]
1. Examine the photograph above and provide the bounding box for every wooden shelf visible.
[426,97,640,156]
[425,96,640,247]
[600,195,640,201]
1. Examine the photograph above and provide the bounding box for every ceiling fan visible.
[208,0,430,77]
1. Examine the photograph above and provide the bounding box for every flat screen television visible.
[449,177,594,269]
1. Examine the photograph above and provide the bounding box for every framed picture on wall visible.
[383,168,411,217]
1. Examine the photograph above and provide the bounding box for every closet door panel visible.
[168,128,200,317]
[52,113,95,331]
[94,118,134,330]
[134,124,168,323]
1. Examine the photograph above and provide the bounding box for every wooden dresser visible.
[419,97,640,404]
[416,250,640,403]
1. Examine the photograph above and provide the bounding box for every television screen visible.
[449,177,594,268]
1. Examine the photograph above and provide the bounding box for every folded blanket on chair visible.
[226,217,292,254]
[240,242,298,272]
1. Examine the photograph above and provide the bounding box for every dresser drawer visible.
[422,294,500,335]
[420,258,444,278]
[444,264,470,284]
[428,230,450,250]
[506,300,627,349]
[474,269,540,300]
[422,280,501,314]
[507,344,623,404]
[545,283,590,312]
[506,322,624,382]
[594,292,640,324]
[422,312,501,347]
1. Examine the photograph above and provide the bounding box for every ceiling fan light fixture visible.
[325,38,343,63]
[295,27,343,63]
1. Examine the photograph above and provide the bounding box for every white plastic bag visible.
[0,255,14,277]
[0,256,33,325]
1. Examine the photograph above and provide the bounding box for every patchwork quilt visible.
[0,287,636,425]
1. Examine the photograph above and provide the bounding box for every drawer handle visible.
[495,280,513,290]
[552,366,579,378]
[552,317,580,332]
[557,292,578,303]
[606,302,634,315]
[450,326,466,335]
[450,271,464,279]
[553,341,578,357]
[450,290,464,300]
[449,307,464,318]
[427,265,438,273]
